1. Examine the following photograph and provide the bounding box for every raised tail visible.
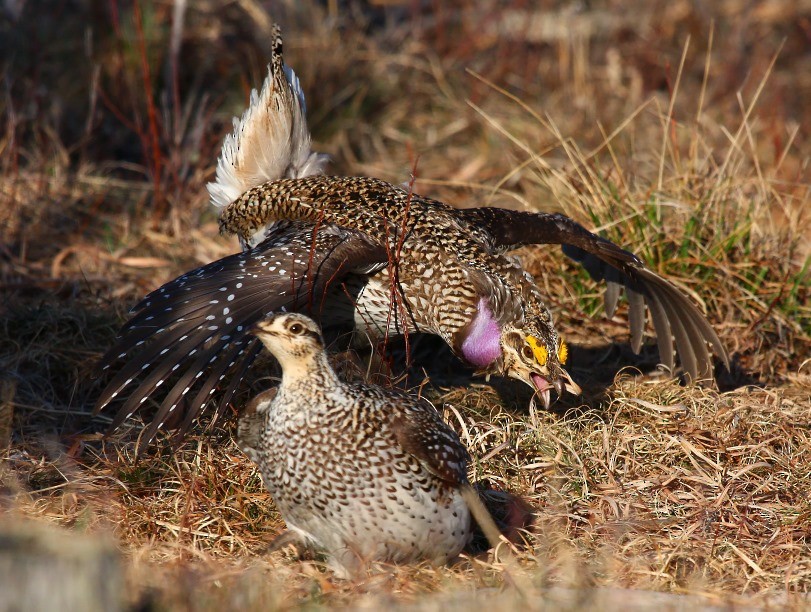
[207,25,328,222]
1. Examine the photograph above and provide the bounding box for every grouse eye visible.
[289,323,304,335]
[524,336,549,366]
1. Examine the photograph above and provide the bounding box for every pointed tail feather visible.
[207,25,328,220]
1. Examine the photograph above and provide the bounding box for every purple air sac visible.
[461,298,502,368]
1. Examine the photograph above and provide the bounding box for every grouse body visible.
[94,26,728,449]
[238,312,473,577]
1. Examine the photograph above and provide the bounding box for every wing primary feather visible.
[135,346,229,451]
[652,285,698,381]
[167,339,255,452]
[213,339,263,424]
[185,340,251,427]
[635,267,728,374]
[97,318,219,421]
[643,290,675,374]
[604,267,622,319]
[96,275,282,417]
[114,275,309,444]
[654,281,715,381]
[626,285,646,354]
[664,283,728,372]
[167,339,261,453]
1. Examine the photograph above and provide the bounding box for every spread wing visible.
[94,222,386,451]
[389,396,470,486]
[459,207,729,381]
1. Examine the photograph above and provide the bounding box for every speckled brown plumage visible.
[219,173,728,381]
[94,28,728,450]
[237,312,473,577]
[220,175,547,341]
[95,175,729,449]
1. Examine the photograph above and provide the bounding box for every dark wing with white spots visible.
[94,222,386,451]
[459,207,728,382]
[389,397,470,486]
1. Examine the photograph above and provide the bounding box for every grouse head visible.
[457,298,581,408]
[498,321,581,408]
[250,312,326,373]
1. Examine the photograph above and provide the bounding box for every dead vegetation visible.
[1,0,810,609]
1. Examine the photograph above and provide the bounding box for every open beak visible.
[529,369,582,409]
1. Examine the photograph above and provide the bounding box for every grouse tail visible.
[206,25,328,219]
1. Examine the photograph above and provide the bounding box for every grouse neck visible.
[277,350,341,387]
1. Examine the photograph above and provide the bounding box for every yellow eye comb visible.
[558,339,568,364]
[527,336,568,366]
[525,336,548,366]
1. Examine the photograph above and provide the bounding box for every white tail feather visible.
[207,26,328,212]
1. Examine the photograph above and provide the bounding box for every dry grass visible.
[2,0,810,609]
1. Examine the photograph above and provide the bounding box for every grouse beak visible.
[249,320,278,338]
[251,312,293,337]
[248,323,265,336]
[529,369,582,409]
